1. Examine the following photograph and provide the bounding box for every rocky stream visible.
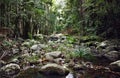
[0,33,120,78]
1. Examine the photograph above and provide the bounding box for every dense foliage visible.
[0,0,120,39]
[83,0,120,39]
[0,0,55,38]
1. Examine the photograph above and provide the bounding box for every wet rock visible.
[45,51,62,58]
[45,51,62,62]
[16,66,66,78]
[39,63,69,76]
[98,41,108,49]
[30,44,47,51]
[109,60,120,72]
[104,51,120,61]
[0,63,20,76]
[45,53,54,62]
[15,66,40,78]
[97,40,120,50]
[30,44,41,51]
[105,45,118,52]
[90,40,120,63]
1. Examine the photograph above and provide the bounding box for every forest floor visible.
[0,33,120,78]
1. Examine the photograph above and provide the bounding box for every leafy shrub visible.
[66,36,76,44]
[72,46,94,60]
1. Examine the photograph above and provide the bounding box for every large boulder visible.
[15,66,40,78]
[16,66,67,78]
[109,60,120,72]
[104,51,120,61]
[39,63,69,76]
[0,63,20,76]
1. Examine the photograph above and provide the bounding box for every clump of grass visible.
[71,46,95,61]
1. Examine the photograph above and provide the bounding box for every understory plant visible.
[72,46,94,61]
[66,36,77,44]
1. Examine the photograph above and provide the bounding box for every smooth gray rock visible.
[104,51,120,61]
[39,63,69,75]
[109,60,120,72]
[30,44,41,51]
[15,66,40,78]
[45,51,62,58]
[31,44,47,51]
[45,51,62,62]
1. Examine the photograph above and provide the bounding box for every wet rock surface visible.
[30,44,47,51]
[109,60,120,72]
[104,51,120,61]
[0,63,20,77]
[90,40,120,63]
[39,63,69,76]
[45,51,61,60]
[15,66,40,78]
